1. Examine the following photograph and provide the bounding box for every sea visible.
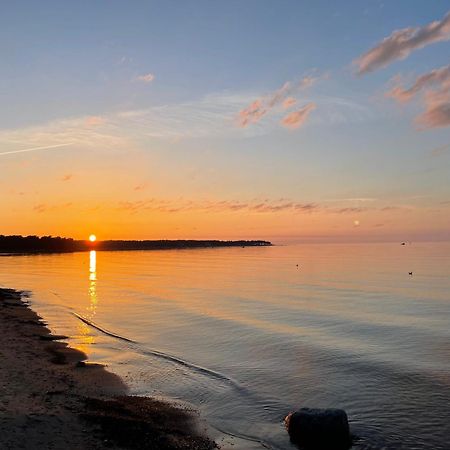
[1,242,449,449]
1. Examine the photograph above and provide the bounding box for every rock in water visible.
[285,408,351,449]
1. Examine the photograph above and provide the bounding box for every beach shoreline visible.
[0,287,216,449]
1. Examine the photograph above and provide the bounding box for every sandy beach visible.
[0,287,216,449]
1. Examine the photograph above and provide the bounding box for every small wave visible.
[72,312,137,343]
[71,311,247,394]
[136,346,248,394]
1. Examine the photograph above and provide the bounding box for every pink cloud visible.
[85,116,105,127]
[386,64,450,129]
[280,103,316,129]
[416,89,450,129]
[283,97,297,109]
[238,75,321,127]
[61,174,73,182]
[238,99,268,127]
[136,73,155,83]
[355,11,450,74]
[386,65,450,102]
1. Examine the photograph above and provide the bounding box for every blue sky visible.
[1,1,449,240]
[1,1,447,125]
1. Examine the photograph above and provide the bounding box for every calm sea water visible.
[1,243,449,449]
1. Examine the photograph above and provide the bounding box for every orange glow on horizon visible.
[2,196,448,243]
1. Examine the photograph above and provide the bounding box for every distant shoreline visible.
[0,235,272,254]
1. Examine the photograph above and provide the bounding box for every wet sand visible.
[0,287,216,449]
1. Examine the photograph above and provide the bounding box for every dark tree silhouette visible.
[0,235,271,254]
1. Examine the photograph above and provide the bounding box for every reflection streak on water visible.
[77,250,98,352]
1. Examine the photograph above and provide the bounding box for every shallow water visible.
[1,242,449,449]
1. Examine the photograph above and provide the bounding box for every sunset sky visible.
[1,1,449,242]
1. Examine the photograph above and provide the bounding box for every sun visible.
[89,234,97,242]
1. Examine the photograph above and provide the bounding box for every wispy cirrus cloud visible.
[28,196,412,218]
[324,197,378,203]
[0,114,133,156]
[117,198,320,214]
[355,11,450,74]
[136,73,155,83]
[431,143,450,157]
[386,64,450,128]
[117,93,264,138]
[133,182,150,191]
[281,103,316,129]
[0,91,371,155]
[113,197,409,216]
[237,74,323,128]
[33,202,73,213]
[117,198,319,213]
[0,142,74,157]
[0,94,263,155]
[335,207,368,214]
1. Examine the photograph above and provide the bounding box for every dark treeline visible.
[0,235,272,254]
[98,239,271,251]
[0,235,85,253]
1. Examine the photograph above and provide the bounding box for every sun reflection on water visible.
[88,251,98,315]
[89,249,97,281]
[76,250,99,353]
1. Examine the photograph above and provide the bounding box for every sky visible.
[1,1,449,242]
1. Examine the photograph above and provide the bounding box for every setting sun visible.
[89,234,97,242]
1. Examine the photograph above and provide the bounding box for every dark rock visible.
[285,408,351,449]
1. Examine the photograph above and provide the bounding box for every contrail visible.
[0,142,73,157]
